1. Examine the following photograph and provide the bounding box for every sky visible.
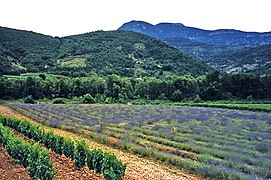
[1,0,271,37]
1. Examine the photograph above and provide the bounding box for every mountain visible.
[119,21,271,46]
[0,26,212,77]
[118,21,271,74]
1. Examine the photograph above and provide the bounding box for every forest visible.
[0,27,211,77]
[1,72,270,102]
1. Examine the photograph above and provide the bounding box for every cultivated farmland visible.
[8,104,271,179]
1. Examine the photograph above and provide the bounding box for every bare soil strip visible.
[0,145,31,180]
[0,105,202,180]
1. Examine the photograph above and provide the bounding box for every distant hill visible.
[0,26,212,77]
[118,21,271,74]
[208,44,271,73]
[0,27,60,74]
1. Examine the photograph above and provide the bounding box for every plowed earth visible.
[0,145,31,180]
[0,105,202,180]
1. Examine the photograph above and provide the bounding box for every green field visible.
[57,57,87,67]
[2,73,65,79]
[177,102,271,112]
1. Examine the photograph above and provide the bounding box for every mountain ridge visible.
[118,20,271,46]
[118,20,271,74]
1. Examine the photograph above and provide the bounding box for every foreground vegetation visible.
[0,115,127,179]
[8,103,271,179]
[0,122,55,179]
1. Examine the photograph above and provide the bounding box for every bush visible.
[0,115,127,180]
[24,95,36,104]
[102,152,127,179]
[63,138,75,160]
[39,74,46,80]
[81,94,96,104]
[74,140,88,169]
[171,90,183,102]
[104,97,113,104]
[52,98,66,104]
[194,95,202,103]
[0,123,56,179]
[87,149,104,173]
[95,93,106,103]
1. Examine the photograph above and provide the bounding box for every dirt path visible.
[0,105,202,180]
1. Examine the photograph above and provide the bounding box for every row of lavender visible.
[8,103,271,179]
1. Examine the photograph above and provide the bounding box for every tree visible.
[57,78,72,98]
[172,75,198,99]
[171,90,183,101]
[80,76,106,97]
[24,77,42,99]
[106,75,134,100]
[198,71,224,101]
[39,74,46,80]
[72,78,84,97]
[226,73,264,99]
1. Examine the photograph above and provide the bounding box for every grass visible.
[2,73,65,79]
[57,57,86,67]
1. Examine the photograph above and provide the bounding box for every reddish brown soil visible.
[0,145,31,180]
[0,105,202,180]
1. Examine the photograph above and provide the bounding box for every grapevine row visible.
[177,102,271,112]
[0,122,56,180]
[0,115,127,180]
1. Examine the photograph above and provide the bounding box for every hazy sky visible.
[1,0,270,36]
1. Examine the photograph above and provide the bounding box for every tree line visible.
[1,72,271,102]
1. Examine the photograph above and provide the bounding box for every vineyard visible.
[176,102,271,112]
[0,114,126,180]
[6,103,271,179]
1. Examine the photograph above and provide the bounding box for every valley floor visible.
[0,106,201,180]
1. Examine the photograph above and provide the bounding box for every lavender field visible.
[8,104,271,179]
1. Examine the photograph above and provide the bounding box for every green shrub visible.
[74,140,88,169]
[102,152,127,180]
[39,74,46,80]
[87,148,104,173]
[0,115,127,180]
[63,138,75,160]
[52,98,66,104]
[24,95,36,104]
[80,94,96,104]
[27,143,56,179]
[0,123,56,180]
[104,97,113,104]
[193,95,201,103]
